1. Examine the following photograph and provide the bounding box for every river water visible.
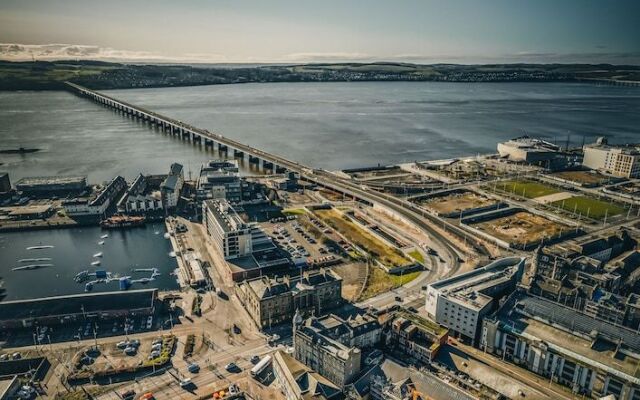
[1,81,639,299]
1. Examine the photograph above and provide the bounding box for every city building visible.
[16,175,87,196]
[0,172,10,193]
[202,199,253,259]
[160,163,184,208]
[497,136,577,169]
[117,174,164,214]
[0,289,157,330]
[481,290,640,399]
[272,350,342,400]
[62,175,127,216]
[345,358,475,400]
[583,137,640,178]
[0,204,54,221]
[294,311,362,388]
[235,270,343,329]
[197,160,242,202]
[305,312,382,349]
[381,309,448,365]
[425,257,525,343]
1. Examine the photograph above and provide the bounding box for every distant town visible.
[0,83,639,400]
[1,61,640,90]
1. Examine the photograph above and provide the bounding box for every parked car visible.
[187,363,200,373]
[121,390,136,400]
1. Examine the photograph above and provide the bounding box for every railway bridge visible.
[66,82,490,267]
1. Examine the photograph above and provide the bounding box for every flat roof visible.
[0,289,156,321]
[16,176,86,186]
[429,257,524,311]
[203,199,246,233]
[495,292,640,384]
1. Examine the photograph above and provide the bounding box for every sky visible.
[1,0,639,64]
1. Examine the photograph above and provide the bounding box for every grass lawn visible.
[282,208,306,215]
[315,209,412,268]
[359,267,420,300]
[497,180,560,199]
[408,249,425,264]
[551,196,625,220]
[389,270,421,286]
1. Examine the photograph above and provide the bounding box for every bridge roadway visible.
[66,82,490,273]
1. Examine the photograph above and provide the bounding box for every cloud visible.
[1,43,639,65]
[282,52,373,62]
[0,43,228,63]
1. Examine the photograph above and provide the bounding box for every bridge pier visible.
[275,165,287,174]
[193,135,202,144]
[233,149,245,160]
[204,139,214,149]
[218,143,228,153]
[248,155,261,166]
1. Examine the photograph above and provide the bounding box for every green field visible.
[551,196,625,220]
[497,180,560,199]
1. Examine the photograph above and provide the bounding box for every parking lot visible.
[263,214,341,268]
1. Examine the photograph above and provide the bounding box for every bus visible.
[250,355,272,378]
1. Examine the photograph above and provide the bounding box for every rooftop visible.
[243,270,340,300]
[16,175,86,186]
[499,136,560,153]
[494,291,640,384]
[429,257,525,311]
[203,199,247,233]
[0,289,157,321]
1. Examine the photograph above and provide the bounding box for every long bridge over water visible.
[65,82,491,269]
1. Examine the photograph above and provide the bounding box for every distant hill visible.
[0,60,638,90]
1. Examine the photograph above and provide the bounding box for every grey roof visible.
[0,289,156,321]
[501,292,640,352]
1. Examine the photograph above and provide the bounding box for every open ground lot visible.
[471,211,571,246]
[313,209,412,268]
[550,170,616,186]
[550,196,626,220]
[422,191,498,215]
[494,180,560,199]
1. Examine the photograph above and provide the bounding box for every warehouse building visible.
[0,289,157,330]
[16,176,87,196]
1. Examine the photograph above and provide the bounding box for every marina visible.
[0,222,178,301]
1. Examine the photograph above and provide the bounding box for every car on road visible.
[233,324,242,334]
[395,296,402,302]
[124,347,137,356]
[138,393,153,400]
[225,362,240,372]
[250,355,260,364]
[179,378,193,389]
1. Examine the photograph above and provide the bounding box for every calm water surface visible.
[0,222,178,301]
[1,81,639,299]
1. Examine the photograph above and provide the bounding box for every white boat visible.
[91,260,101,266]
[26,245,54,250]
[100,234,109,239]
[168,251,176,258]
[18,257,52,263]
[98,240,105,245]
[93,252,103,258]
[12,264,54,271]
[163,232,171,239]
